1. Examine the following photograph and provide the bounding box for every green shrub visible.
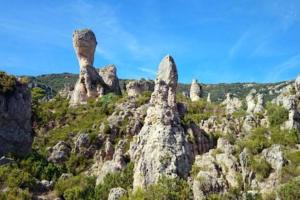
[266,103,288,126]
[136,91,152,106]
[125,176,192,200]
[270,128,300,147]
[280,150,300,183]
[31,87,46,102]
[278,178,300,200]
[239,127,270,154]
[55,175,96,200]
[19,151,64,181]
[0,71,17,94]
[249,156,272,181]
[66,153,92,174]
[0,188,31,200]
[95,162,134,200]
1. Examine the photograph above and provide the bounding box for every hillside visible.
[28,72,290,102]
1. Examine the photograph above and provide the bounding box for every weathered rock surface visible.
[98,64,122,95]
[222,93,242,115]
[70,29,107,106]
[48,141,71,164]
[108,187,127,200]
[262,145,287,171]
[207,93,211,103]
[190,79,202,101]
[0,81,33,156]
[130,55,192,189]
[126,80,154,97]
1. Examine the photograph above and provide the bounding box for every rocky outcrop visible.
[295,74,300,93]
[222,93,242,115]
[130,55,192,189]
[108,187,127,200]
[262,145,287,171]
[48,141,71,164]
[0,79,33,156]
[98,64,122,95]
[70,29,121,106]
[190,79,202,101]
[207,93,211,103]
[126,80,154,97]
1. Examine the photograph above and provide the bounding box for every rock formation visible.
[207,93,211,103]
[222,93,242,115]
[130,55,192,189]
[98,64,122,95]
[190,79,202,101]
[0,78,33,156]
[126,80,154,97]
[295,74,300,93]
[70,29,121,106]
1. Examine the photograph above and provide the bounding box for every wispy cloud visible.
[229,31,251,58]
[138,67,156,76]
[267,53,300,81]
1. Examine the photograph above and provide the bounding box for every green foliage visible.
[136,91,152,106]
[278,178,300,200]
[280,150,300,183]
[66,153,92,174]
[182,99,224,124]
[31,87,46,102]
[239,127,270,154]
[18,151,65,181]
[125,176,192,200]
[0,188,32,200]
[95,162,134,200]
[249,156,272,181]
[55,175,96,200]
[266,103,289,126]
[0,71,17,94]
[0,164,36,189]
[270,128,300,147]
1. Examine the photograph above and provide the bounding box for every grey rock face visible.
[190,79,202,101]
[48,141,71,164]
[130,55,192,189]
[0,82,33,156]
[108,187,127,200]
[70,29,107,106]
[126,80,154,97]
[262,145,287,171]
[98,64,122,95]
[222,93,242,115]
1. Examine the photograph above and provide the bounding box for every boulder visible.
[98,64,122,95]
[130,55,192,189]
[108,187,127,200]
[126,80,154,97]
[262,145,287,171]
[48,141,71,164]
[0,78,33,156]
[190,79,202,101]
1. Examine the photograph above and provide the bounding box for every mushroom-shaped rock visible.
[130,55,192,189]
[70,29,107,106]
[190,79,202,101]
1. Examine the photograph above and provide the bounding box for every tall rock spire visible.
[130,55,192,189]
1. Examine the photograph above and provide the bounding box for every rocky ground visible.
[1,29,300,200]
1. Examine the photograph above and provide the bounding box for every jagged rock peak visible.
[99,64,122,95]
[151,55,178,108]
[190,79,202,101]
[73,29,97,68]
[130,55,192,189]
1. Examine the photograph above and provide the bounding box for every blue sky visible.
[1,0,300,83]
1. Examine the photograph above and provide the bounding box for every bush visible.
[66,153,92,174]
[19,151,64,181]
[249,156,272,181]
[280,150,300,183]
[125,176,192,200]
[266,103,289,126]
[0,71,17,94]
[278,178,300,200]
[270,128,300,147]
[239,127,270,154]
[95,162,134,199]
[0,188,31,200]
[136,91,152,106]
[31,87,46,102]
[55,175,95,200]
